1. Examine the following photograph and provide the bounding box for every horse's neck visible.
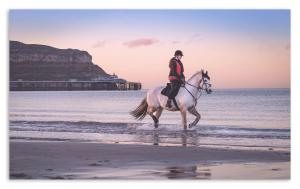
[185,74,201,95]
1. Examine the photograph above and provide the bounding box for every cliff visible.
[9,41,110,81]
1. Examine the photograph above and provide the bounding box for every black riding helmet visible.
[174,50,183,56]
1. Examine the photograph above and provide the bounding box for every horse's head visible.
[201,70,212,94]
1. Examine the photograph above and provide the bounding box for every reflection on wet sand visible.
[150,129,199,147]
[153,130,159,145]
[163,165,211,179]
[181,131,187,147]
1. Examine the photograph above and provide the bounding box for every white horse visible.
[130,70,212,130]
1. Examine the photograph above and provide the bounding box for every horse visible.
[130,70,212,130]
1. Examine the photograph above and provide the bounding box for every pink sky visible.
[11,34,290,89]
[9,10,290,89]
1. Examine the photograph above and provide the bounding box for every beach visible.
[8,9,291,182]
[10,140,290,179]
[9,89,290,179]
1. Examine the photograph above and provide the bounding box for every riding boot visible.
[166,99,172,108]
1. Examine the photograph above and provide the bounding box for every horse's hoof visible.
[154,124,158,129]
[188,124,193,128]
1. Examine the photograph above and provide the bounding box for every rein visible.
[183,79,204,105]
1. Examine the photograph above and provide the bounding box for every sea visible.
[9,89,290,151]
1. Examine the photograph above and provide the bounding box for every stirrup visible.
[166,99,172,108]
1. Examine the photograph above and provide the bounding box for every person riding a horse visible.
[130,50,212,130]
[166,50,185,108]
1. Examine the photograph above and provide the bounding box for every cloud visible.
[124,38,159,48]
[192,34,201,38]
[185,34,204,44]
[172,40,180,44]
[92,40,106,48]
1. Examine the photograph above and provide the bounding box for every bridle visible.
[183,78,207,105]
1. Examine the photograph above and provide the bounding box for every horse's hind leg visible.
[188,107,201,128]
[147,107,159,128]
[155,107,163,122]
[150,107,163,128]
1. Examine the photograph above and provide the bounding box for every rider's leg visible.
[166,80,180,108]
[172,80,181,97]
[166,81,175,108]
[166,98,172,108]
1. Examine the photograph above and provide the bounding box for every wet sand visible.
[9,141,290,179]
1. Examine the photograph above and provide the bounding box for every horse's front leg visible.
[188,107,201,128]
[180,108,188,130]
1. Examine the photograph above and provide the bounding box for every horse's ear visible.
[201,69,204,74]
[206,71,208,75]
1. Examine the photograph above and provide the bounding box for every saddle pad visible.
[161,83,171,97]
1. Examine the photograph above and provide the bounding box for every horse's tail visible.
[130,97,148,120]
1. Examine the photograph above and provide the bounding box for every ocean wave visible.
[9,120,290,140]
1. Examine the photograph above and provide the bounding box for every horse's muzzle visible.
[207,89,212,94]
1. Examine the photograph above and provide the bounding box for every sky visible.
[9,10,290,89]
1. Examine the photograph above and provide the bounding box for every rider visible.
[166,50,185,108]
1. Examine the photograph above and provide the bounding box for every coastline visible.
[10,140,290,180]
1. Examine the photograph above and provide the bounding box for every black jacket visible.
[168,57,185,81]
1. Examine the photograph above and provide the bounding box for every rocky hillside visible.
[9,41,110,81]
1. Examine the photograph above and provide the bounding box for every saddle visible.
[161,83,180,110]
[161,83,172,97]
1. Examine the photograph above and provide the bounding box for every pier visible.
[10,80,142,91]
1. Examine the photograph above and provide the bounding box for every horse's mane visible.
[187,71,202,82]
